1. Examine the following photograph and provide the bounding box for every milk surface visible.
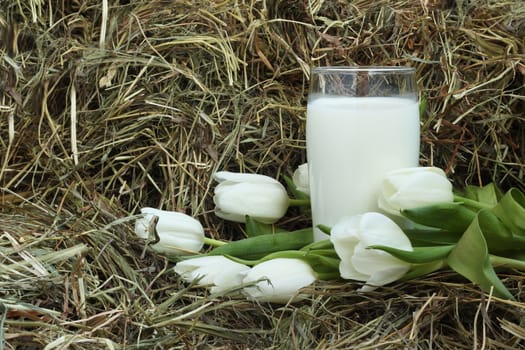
[306,96,420,241]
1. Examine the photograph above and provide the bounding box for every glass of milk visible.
[306,66,420,241]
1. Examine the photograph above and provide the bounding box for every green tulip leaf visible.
[476,209,525,253]
[401,260,447,281]
[367,245,454,264]
[447,215,514,300]
[302,254,341,277]
[283,175,310,200]
[489,254,525,272]
[317,224,332,235]
[208,228,313,260]
[463,183,502,207]
[298,251,341,279]
[492,188,525,236]
[233,248,341,280]
[302,249,340,259]
[404,228,462,246]
[245,215,285,237]
[496,250,525,262]
[402,202,476,232]
[300,239,334,251]
[419,96,428,119]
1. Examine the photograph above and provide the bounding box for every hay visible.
[1,0,525,348]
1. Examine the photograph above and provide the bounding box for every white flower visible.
[292,163,310,195]
[173,256,251,293]
[378,167,454,215]
[213,171,290,224]
[330,212,412,291]
[134,207,204,256]
[242,258,317,303]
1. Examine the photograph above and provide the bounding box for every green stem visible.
[222,249,340,270]
[316,271,341,280]
[300,239,333,251]
[203,237,227,247]
[227,250,312,266]
[453,194,493,210]
[490,255,525,270]
[289,198,311,206]
[221,254,260,266]
[400,260,447,281]
[317,224,332,235]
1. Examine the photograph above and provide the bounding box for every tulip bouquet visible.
[134,165,525,303]
[375,173,525,300]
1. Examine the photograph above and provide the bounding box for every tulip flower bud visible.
[330,213,413,291]
[134,207,205,256]
[213,171,290,224]
[174,256,251,293]
[378,167,454,215]
[242,258,317,303]
[292,163,310,195]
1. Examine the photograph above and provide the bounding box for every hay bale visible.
[0,0,524,348]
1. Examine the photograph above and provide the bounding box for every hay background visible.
[1,0,524,348]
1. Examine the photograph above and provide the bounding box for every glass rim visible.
[311,66,415,74]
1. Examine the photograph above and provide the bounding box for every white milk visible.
[306,96,420,241]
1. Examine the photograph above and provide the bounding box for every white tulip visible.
[330,212,412,291]
[242,258,317,303]
[213,171,290,224]
[378,167,454,215]
[174,256,251,293]
[134,207,204,256]
[292,163,310,195]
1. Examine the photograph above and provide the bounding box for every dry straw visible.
[0,0,524,348]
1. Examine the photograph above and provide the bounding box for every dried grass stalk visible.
[0,0,524,348]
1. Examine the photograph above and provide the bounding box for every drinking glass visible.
[306,66,420,241]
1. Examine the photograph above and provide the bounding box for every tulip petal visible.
[379,167,454,215]
[153,229,204,254]
[134,218,150,239]
[359,265,411,292]
[135,207,205,256]
[242,258,317,303]
[388,172,453,207]
[292,163,310,195]
[330,230,358,259]
[214,181,289,224]
[352,245,410,276]
[174,256,250,293]
[214,171,280,184]
[377,191,400,215]
[357,213,412,251]
[338,258,369,281]
[330,217,361,277]
[214,208,245,223]
[330,213,414,288]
